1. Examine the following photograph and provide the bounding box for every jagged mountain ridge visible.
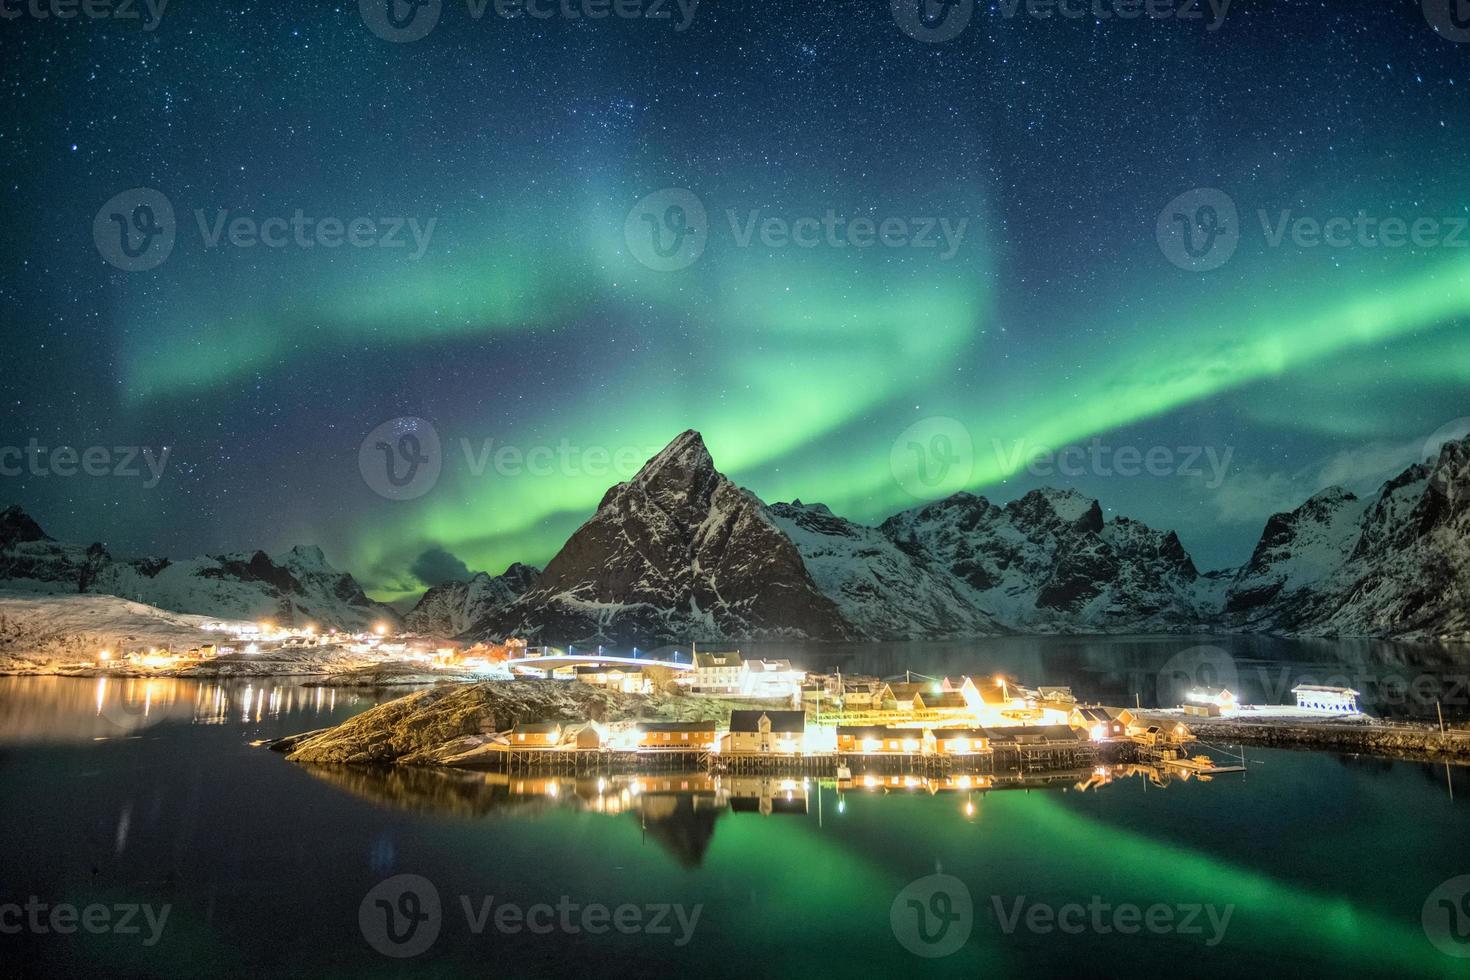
[466,431,1470,643]
[6,429,1466,644]
[878,488,1218,632]
[1220,436,1470,638]
[768,500,1005,639]
[0,506,399,632]
[404,563,540,636]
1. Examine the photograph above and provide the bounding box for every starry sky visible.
[3,0,1469,604]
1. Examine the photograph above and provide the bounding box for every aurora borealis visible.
[5,1,1470,603]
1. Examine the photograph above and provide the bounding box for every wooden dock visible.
[496,741,1097,777]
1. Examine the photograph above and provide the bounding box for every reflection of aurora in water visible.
[1,676,1467,976]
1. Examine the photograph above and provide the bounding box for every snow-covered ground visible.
[0,591,243,673]
[0,592,398,678]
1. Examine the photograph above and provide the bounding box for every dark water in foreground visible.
[1,639,1469,979]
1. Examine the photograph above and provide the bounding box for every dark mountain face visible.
[473,431,852,645]
[0,506,51,549]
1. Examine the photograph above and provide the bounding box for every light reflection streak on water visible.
[0,676,369,743]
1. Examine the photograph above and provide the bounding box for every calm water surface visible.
[2,638,1469,979]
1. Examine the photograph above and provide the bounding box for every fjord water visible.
[1,638,1467,979]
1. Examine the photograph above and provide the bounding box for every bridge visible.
[504,653,694,673]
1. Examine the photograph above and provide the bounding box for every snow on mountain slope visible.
[879,489,1210,631]
[768,500,1002,639]
[0,507,399,632]
[405,563,539,637]
[1223,487,1369,621]
[1227,435,1470,639]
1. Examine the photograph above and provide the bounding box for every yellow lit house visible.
[932,729,992,756]
[836,725,933,755]
[636,720,719,750]
[1069,705,1133,739]
[511,721,564,748]
[722,710,806,754]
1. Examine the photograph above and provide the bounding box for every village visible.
[411,647,1371,780]
[87,621,1387,778]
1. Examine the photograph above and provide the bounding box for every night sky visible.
[4,0,1469,604]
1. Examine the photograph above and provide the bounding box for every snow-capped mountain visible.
[1221,434,1470,639]
[8,429,1466,645]
[768,500,1003,639]
[405,563,540,637]
[472,431,852,645]
[0,506,399,632]
[878,489,1215,632]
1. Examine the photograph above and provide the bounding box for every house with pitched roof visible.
[722,710,806,754]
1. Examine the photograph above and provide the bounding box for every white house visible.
[693,650,746,695]
[1292,685,1360,714]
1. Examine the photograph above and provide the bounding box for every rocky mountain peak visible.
[473,431,851,645]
